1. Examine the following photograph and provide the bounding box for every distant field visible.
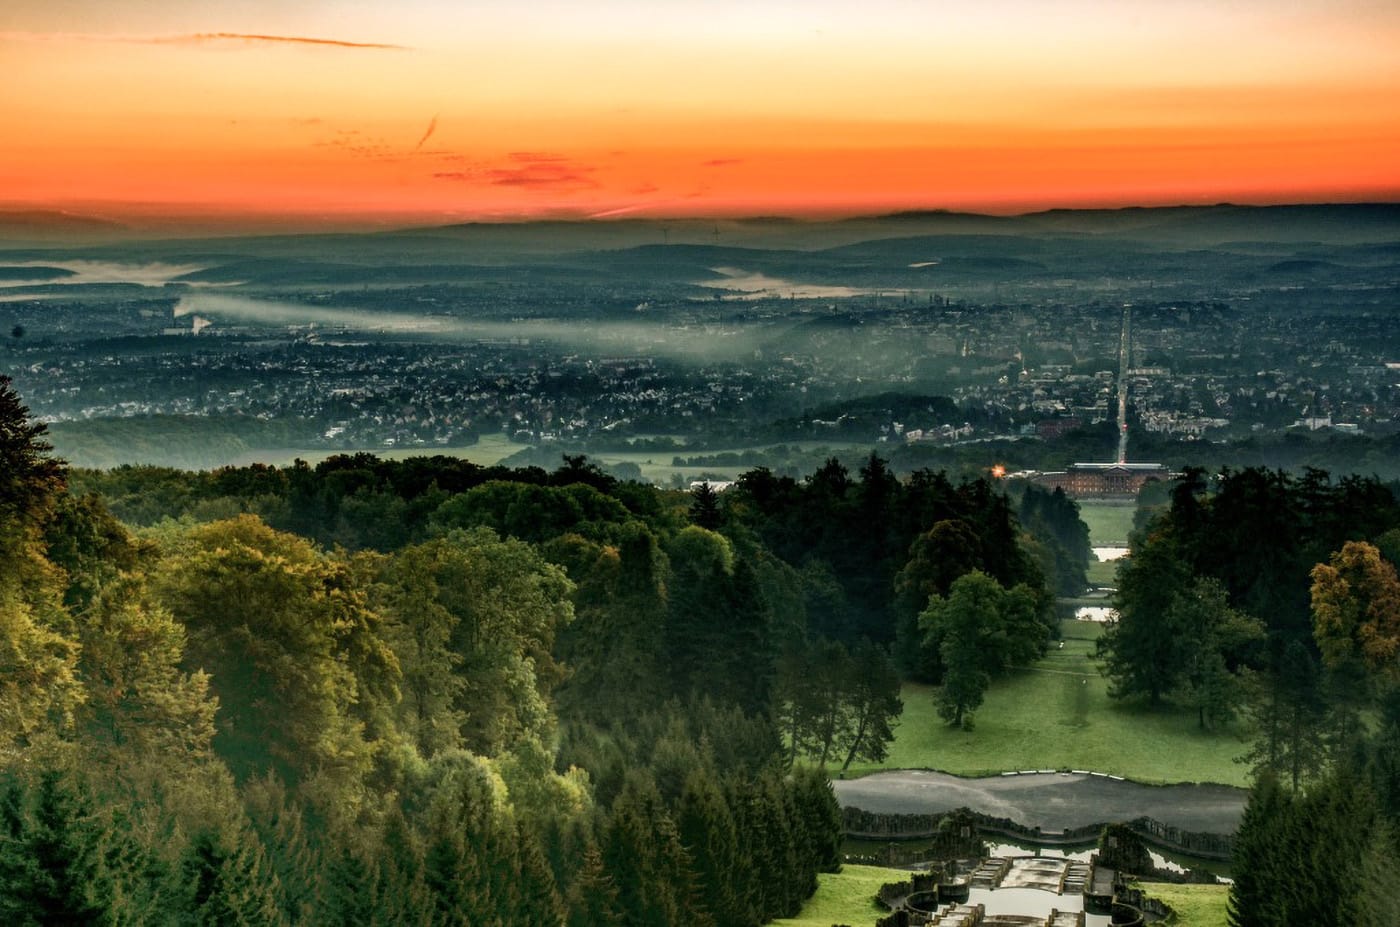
[1077,500,1138,547]
[224,439,879,483]
[773,864,903,927]
[222,433,532,469]
[1139,882,1230,927]
[842,620,1248,787]
[593,441,879,484]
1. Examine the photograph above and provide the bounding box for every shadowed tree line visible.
[1086,460,1400,926]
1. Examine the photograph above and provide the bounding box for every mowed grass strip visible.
[842,621,1248,786]
[1077,499,1139,547]
[773,864,906,927]
[1138,882,1230,927]
[1085,557,1120,588]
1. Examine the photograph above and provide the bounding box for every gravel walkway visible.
[833,770,1247,835]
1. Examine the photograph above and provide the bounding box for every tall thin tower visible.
[1117,305,1131,463]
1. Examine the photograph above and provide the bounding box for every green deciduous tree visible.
[75,573,218,766]
[839,639,903,771]
[774,637,903,769]
[1172,578,1265,730]
[154,515,394,784]
[378,528,573,757]
[920,571,1044,729]
[0,596,83,755]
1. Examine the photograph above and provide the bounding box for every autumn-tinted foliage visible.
[2,381,859,924]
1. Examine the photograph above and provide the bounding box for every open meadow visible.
[1077,499,1138,547]
[843,621,1249,787]
[772,864,906,927]
[1138,883,1230,927]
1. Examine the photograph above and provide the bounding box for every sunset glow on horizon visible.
[4,0,1399,223]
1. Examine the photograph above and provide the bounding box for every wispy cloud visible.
[0,30,405,50]
[702,158,744,168]
[506,152,570,164]
[434,153,599,191]
[412,116,439,152]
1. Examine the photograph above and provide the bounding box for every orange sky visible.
[3,0,1399,221]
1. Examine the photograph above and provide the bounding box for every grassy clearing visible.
[224,433,532,469]
[1085,557,1120,588]
[1138,882,1230,927]
[772,864,905,927]
[1078,500,1138,547]
[587,441,878,484]
[842,620,1248,786]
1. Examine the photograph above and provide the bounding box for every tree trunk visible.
[841,711,870,772]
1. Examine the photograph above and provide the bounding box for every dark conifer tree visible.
[689,481,722,530]
[677,769,746,927]
[176,825,286,927]
[602,770,709,927]
[789,765,843,874]
[0,771,106,927]
[316,840,379,927]
[515,821,565,927]
[565,842,621,927]
[1228,772,1287,927]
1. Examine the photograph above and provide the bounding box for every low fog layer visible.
[173,292,769,362]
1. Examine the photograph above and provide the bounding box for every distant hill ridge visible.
[2,202,1396,255]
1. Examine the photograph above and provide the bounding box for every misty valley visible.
[4,205,1400,481]
[3,204,1400,927]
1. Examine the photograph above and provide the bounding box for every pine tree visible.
[689,481,722,530]
[1228,772,1287,927]
[0,375,66,544]
[515,821,565,927]
[789,765,843,874]
[176,823,286,927]
[602,770,701,926]
[0,770,105,927]
[677,769,746,927]
[565,842,620,927]
[317,839,378,927]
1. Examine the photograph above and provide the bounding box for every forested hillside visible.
[1094,467,1400,925]
[1,374,1061,924]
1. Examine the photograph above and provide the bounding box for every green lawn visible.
[1085,557,1120,588]
[1139,882,1230,927]
[769,869,1231,927]
[772,864,905,927]
[1077,500,1138,547]
[842,621,1248,786]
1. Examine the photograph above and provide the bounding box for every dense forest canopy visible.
[3,374,1069,924]
[1087,463,1400,926]
[11,365,1400,924]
